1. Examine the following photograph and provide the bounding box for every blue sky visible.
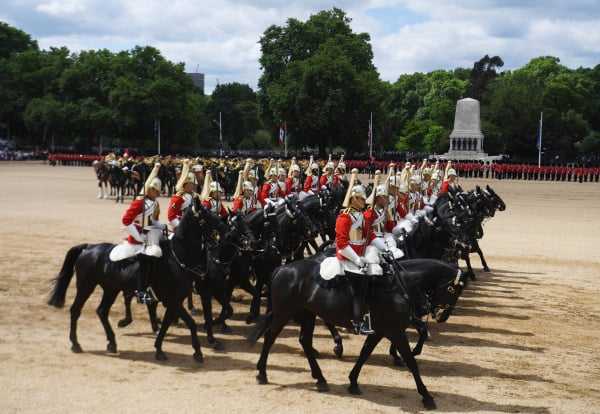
[2,1,599,94]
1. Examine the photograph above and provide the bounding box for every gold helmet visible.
[175,159,192,192]
[242,181,254,191]
[209,181,223,193]
[142,163,161,194]
[375,184,388,197]
[342,168,360,208]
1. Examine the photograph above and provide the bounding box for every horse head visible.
[177,198,231,247]
[485,185,506,212]
[427,266,468,323]
[226,209,258,252]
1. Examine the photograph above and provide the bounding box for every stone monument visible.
[438,97,500,161]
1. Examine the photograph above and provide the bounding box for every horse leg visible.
[411,318,429,357]
[147,301,160,333]
[175,304,204,363]
[389,343,405,367]
[473,240,490,272]
[187,292,201,316]
[95,289,120,353]
[68,284,96,353]
[118,292,133,328]
[256,313,289,385]
[154,305,177,361]
[297,312,328,391]
[212,292,234,335]
[463,252,476,281]
[325,322,343,358]
[97,181,103,199]
[389,332,436,410]
[199,291,224,350]
[348,333,383,395]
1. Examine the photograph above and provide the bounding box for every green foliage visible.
[1,20,599,162]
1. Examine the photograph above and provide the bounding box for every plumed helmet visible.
[148,177,162,192]
[388,176,398,187]
[311,163,319,172]
[183,172,197,185]
[278,167,286,176]
[350,184,367,199]
[291,164,301,173]
[209,181,223,193]
[337,161,346,171]
[248,170,257,179]
[447,168,457,176]
[423,167,432,176]
[242,181,254,191]
[269,167,278,176]
[326,162,334,169]
[409,175,422,185]
[143,162,161,194]
[431,172,440,180]
[375,184,388,197]
[398,184,409,194]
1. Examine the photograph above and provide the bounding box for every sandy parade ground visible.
[1,161,599,414]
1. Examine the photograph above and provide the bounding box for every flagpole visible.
[537,112,543,168]
[284,121,287,158]
[369,112,373,159]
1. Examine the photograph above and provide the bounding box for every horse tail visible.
[47,244,89,308]
[246,311,273,345]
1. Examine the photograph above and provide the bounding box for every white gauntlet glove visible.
[339,246,368,270]
[124,223,144,243]
[370,237,388,252]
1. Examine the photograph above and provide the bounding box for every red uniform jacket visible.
[335,208,377,260]
[122,197,160,244]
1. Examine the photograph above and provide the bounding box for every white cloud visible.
[2,0,598,93]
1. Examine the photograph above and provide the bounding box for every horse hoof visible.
[333,345,343,359]
[107,343,117,354]
[256,374,268,384]
[348,384,362,395]
[193,352,204,363]
[316,380,329,392]
[467,272,476,281]
[71,344,83,353]
[213,341,225,351]
[393,358,406,367]
[422,397,437,410]
[221,324,233,334]
[117,319,131,328]
[155,352,168,361]
[483,267,490,272]
[245,314,259,324]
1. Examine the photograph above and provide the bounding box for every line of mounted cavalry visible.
[49,154,506,410]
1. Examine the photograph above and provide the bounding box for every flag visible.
[279,123,285,147]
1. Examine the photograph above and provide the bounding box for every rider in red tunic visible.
[168,159,198,231]
[121,163,164,304]
[336,176,390,335]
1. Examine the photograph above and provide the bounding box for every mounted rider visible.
[302,155,320,196]
[201,169,228,219]
[335,168,391,335]
[117,162,165,304]
[259,166,286,208]
[232,170,261,215]
[319,156,336,189]
[285,161,303,197]
[168,159,198,231]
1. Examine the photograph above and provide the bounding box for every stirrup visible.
[352,320,375,335]
[135,290,156,305]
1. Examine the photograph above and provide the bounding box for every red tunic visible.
[285,176,302,195]
[202,198,228,217]
[122,197,160,244]
[232,197,259,215]
[167,191,193,224]
[335,208,377,260]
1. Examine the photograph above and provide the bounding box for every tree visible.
[465,55,504,103]
[258,8,383,155]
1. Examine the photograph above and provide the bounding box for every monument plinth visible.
[437,97,501,161]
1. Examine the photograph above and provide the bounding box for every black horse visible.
[452,185,505,277]
[47,201,231,361]
[248,257,468,410]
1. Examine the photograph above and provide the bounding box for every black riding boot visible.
[349,275,374,335]
[136,254,156,304]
